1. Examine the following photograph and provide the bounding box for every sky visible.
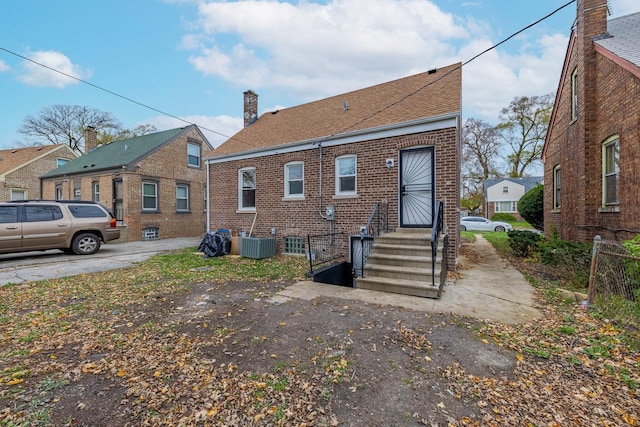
[1,0,639,150]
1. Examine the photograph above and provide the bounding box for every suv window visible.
[24,206,63,222]
[69,205,108,218]
[0,206,19,223]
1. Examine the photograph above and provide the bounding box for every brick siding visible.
[544,0,640,243]
[209,127,460,267]
[41,128,212,241]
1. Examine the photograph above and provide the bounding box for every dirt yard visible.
[1,242,637,426]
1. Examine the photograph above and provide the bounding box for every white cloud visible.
[611,0,640,16]
[142,114,243,148]
[17,50,92,88]
[186,0,468,98]
[0,60,9,73]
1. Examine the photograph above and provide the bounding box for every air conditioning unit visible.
[240,237,276,259]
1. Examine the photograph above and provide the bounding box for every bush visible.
[518,184,544,231]
[508,230,542,257]
[492,213,517,222]
[538,237,592,289]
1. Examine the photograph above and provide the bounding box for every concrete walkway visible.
[273,235,543,324]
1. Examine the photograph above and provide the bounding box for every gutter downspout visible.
[206,159,211,232]
[318,143,326,219]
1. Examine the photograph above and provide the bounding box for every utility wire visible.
[0,46,234,141]
[0,0,576,147]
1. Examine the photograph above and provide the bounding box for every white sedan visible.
[460,216,513,232]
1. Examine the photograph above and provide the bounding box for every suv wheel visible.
[72,233,101,255]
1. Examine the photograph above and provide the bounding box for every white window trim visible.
[238,167,256,212]
[284,161,304,199]
[10,188,27,201]
[553,165,561,210]
[335,155,357,196]
[187,142,201,167]
[571,68,578,121]
[176,184,190,212]
[92,182,100,203]
[495,201,517,213]
[142,181,159,211]
[602,136,620,206]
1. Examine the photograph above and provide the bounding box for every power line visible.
[0,46,234,141]
[0,0,576,147]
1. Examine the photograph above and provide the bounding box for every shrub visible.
[518,184,544,231]
[508,230,542,257]
[538,237,592,289]
[492,213,517,222]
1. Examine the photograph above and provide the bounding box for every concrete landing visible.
[271,235,543,325]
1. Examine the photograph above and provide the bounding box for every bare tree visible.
[497,94,553,178]
[461,118,502,213]
[98,124,157,145]
[19,105,122,154]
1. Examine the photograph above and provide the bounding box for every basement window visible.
[284,236,305,255]
[142,227,160,240]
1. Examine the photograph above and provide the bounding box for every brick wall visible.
[2,149,75,201]
[209,127,460,267]
[544,0,640,243]
[41,127,212,241]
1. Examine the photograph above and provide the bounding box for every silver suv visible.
[0,200,120,255]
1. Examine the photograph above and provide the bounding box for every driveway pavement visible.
[0,237,201,286]
[273,235,544,324]
[0,234,543,324]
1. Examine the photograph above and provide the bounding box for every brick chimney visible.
[84,126,98,153]
[243,90,258,127]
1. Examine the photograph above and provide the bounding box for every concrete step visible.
[356,276,441,299]
[372,243,433,257]
[363,263,442,281]
[366,252,442,268]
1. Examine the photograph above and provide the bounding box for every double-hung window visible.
[238,167,256,210]
[603,137,619,206]
[187,143,201,167]
[571,68,578,120]
[176,184,190,212]
[495,201,517,213]
[10,189,26,201]
[142,181,158,211]
[284,162,304,198]
[92,182,100,203]
[336,155,356,195]
[553,165,561,209]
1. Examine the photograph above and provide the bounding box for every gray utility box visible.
[240,237,276,259]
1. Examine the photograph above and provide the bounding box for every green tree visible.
[518,184,544,231]
[19,105,122,154]
[497,94,553,178]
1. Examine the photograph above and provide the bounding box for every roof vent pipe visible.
[343,101,349,111]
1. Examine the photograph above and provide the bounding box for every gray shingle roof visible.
[41,126,195,179]
[483,177,543,195]
[595,11,640,68]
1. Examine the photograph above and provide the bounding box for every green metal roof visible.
[41,126,192,178]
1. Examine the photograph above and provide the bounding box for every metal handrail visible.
[430,200,444,287]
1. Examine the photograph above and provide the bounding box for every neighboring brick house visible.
[0,145,77,201]
[40,125,213,242]
[206,63,462,267]
[542,0,640,242]
[484,177,543,221]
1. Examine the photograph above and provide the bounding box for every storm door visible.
[399,147,434,227]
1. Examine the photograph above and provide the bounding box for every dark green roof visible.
[41,126,193,178]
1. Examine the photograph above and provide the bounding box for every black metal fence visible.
[306,232,346,273]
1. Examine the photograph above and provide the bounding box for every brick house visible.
[40,125,214,242]
[0,145,77,201]
[542,0,640,242]
[206,63,462,269]
[484,177,543,221]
